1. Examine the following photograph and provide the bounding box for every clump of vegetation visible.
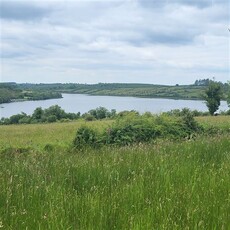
[203,80,223,115]
[0,105,81,125]
[73,126,99,149]
[163,108,210,117]
[73,110,203,148]
[82,107,117,120]
[1,106,117,125]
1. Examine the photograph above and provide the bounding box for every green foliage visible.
[89,106,108,119]
[87,107,117,120]
[163,108,203,133]
[22,91,62,100]
[83,114,95,121]
[73,112,202,148]
[227,81,230,108]
[0,84,22,103]
[18,116,31,124]
[73,126,99,149]
[47,115,57,123]
[0,83,62,104]
[32,107,43,120]
[194,78,211,86]
[104,116,160,145]
[1,105,80,125]
[204,81,223,115]
[164,108,209,117]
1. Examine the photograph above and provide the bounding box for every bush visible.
[73,126,99,149]
[84,114,95,121]
[47,115,57,123]
[104,117,160,145]
[73,113,204,149]
[9,113,27,124]
[18,117,31,124]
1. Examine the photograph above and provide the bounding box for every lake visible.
[0,93,228,118]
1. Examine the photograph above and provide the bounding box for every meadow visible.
[0,116,230,229]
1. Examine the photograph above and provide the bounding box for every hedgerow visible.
[73,111,203,148]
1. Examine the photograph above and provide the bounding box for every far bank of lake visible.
[0,93,228,118]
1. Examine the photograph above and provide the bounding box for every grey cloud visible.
[0,1,51,21]
[112,32,193,47]
[143,32,193,46]
[138,0,228,8]
[1,50,32,58]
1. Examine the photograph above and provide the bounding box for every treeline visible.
[0,106,117,125]
[0,83,21,103]
[0,105,79,125]
[0,83,62,104]
[19,91,62,101]
[1,105,230,126]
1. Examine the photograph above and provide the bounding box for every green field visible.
[0,117,230,229]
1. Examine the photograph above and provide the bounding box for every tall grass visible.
[0,135,229,229]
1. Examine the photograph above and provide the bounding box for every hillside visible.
[0,83,62,104]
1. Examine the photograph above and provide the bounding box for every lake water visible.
[0,93,228,118]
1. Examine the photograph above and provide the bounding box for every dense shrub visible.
[47,115,57,123]
[18,116,31,124]
[9,114,27,124]
[83,114,95,121]
[73,126,99,149]
[104,116,160,145]
[73,112,203,148]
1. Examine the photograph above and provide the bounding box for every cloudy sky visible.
[0,0,229,85]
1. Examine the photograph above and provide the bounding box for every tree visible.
[44,105,65,120]
[204,81,223,115]
[227,81,230,109]
[32,107,44,120]
[89,107,108,120]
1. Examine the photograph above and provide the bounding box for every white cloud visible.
[0,0,229,84]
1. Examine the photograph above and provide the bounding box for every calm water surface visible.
[0,94,228,118]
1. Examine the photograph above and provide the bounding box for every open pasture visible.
[0,116,230,229]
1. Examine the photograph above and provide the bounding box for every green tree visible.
[204,81,223,115]
[32,107,44,120]
[227,81,230,108]
[44,105,65,120]
[89,107,109,120]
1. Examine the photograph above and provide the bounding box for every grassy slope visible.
[0,120,112,150]
[62,84,206,100]
[0,117,230,229]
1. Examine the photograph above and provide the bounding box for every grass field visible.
[0,116,230,229]
[0,120,112,150]
[196,115,230,130]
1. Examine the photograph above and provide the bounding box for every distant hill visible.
[0,81,229,104]
[0,83,62,104]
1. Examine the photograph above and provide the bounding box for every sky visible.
[0,0,229,85]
